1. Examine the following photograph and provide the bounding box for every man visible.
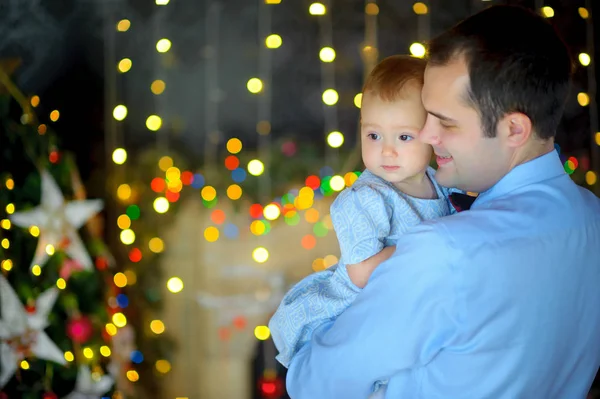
[284,5,600,398]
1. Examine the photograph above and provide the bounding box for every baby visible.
[269,54,459,397]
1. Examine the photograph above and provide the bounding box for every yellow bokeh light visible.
[5,203,14,214]
[579,7,589,19]
[150,320,166,334]
[250,220,266,236]
[112,148,127,164]
[117,184,132,201]
[146,115,162,131]
[204,226,220,242]
[31,95,40,107]
[32,265,41,276]
[100,346,111,357]
[117,19,131,32]
[413,2,428,14]
[118,58,132,73]
[113,105,128,121]
[266,0,281,3]
[579,53,591,67]
[299,186,315,198]
[541,6,554,18]
[1,219,10,229]
[322,89,339,105]
[105,323,118,336]
[319,47,336,63]
[345,172,359,187]
[113,312,127,328]
[312,258,325,271]
[410,42,426,58]
[324,254,339,268]
[309,2,326,15]
[166,166,181,182]
[124,269,137,285]
[586,171,597,186]
[263,204,281,220]
[117,214,131,230]
[21,360,30,370]
[46,244,55,255]
[227,138,243,154]
[254,325,271,340]
[30,226,39,236]
[201,186,217,201]
[126,370,140,382]
[83,347,94,359]
[167,277,184,293]
[330,175,346,192]
[154,197,170,213]
[595,132,600,146]
[120,229,136,245]
[252,247,269,263]
[64,351,75,362]
[327,131,344,148]
[248,159,265,176]
[2,259,13,271]
[227,184,243,200]
[156,359,171,374]
[114,272,128,288]
[151,80,166,95]
[365,3,379,15]
[5,178,14,190]
[56,278,66,290]
[247,78,263,94]
[1,238,8,249]
[156,0,170,4]
[305,208,320,223]
[50,110,60,122]
[265,34,282,49]
[156,38,172,53]
[158,156,173,171]
[577,92,590,106]
[149,237,165,253]
[354,93,362,108]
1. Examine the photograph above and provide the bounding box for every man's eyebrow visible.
[427,111,457,123]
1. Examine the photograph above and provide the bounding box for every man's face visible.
[420,57,511,192]
[360,87,432,190]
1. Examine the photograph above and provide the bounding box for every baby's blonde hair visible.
[362,55,427,101]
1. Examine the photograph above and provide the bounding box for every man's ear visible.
[498,112,533,148]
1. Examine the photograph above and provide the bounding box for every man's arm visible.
[285,223,459,399]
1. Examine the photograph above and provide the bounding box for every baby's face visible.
[360,86,432,187]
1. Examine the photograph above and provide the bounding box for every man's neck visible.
[509,139,555,171]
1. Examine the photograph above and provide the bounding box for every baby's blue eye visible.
[399,135,413,141]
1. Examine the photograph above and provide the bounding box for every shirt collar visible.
[472,150,565,208]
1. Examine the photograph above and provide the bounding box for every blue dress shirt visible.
[285,150,600,399]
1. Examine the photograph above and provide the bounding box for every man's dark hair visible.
[427,5,572,139]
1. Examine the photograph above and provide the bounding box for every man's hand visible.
[346,246,396,288]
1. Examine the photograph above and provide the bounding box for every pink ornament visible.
[66,316,93,344]
[60,259,83,280]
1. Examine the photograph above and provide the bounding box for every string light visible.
[579,53,591,66]
[413,2,428,15]
[265,34,282,49]
[167,277,184,293]
[252,247,269,263]
[254,325,271,340]
[146,115,162,131]
[248,159,265,176]
[117,19,131,32]
[50,110,60,122]
[64,351,75,362]
[156,0,170,4]
[151,80,166,95]
[113,105,128,121]
[578,92,590,107]
[353,93,362,108]
[156,39,172,53]
[150,320,166,334]
[409,42,426,58]
[541,6,554,18]
[327,131,344,148]
[247,78,263,94]
[322,89,339,105]
[112,148,127,165]
[30,95,40,107]
[309,3,326,15]
[118,58,132,73]
[319,47,336,62]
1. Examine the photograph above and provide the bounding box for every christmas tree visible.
[0,61,122,398]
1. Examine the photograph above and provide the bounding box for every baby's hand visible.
[346,246,396,288]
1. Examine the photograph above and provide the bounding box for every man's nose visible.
[419,123,441,146]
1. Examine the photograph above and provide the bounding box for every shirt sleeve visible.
[331,185,393,265]
[285,222,460,399]
[268,263,361,368]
